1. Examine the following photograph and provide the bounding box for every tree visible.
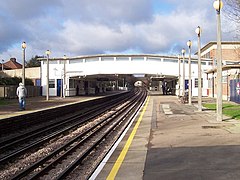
[223,0,240,38]
[223,0,240,59]
[26,55,43,67]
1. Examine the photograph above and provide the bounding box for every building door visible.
[185,79,189,90]
[57,79,62,97]
[35,79,41,86]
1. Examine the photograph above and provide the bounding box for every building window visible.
[69,59,84,64]
[204,52,210,58]
[49,79,55,88]
[131,57,144,61]
[194,78,203,88]
[85,58,98,62]
[69,79,75,88]
[208,78,212,88]
[101,57,114,61]
[116,57,129,61]
[59,60,68,64]
[49,61,58,64]
[147,57,161,62]
[163,59,178,63]
[222,76,228,83]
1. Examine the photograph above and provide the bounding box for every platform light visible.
[63,55,67,98]
[178,54,181,96]
[182,48,186,97]
[46,50,51,101]
[187,40,192,105]
[1,59,4,71]
[196,26,202,111]
[21,42,26,86]
[214,0,223,121]
[213,0,223,11]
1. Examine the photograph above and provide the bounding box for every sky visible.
[0,0,237,63]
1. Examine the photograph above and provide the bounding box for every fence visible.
[0,86,41,99]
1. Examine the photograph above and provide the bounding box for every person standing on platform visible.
[16,82,27,110]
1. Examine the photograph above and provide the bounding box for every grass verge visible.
[203,103,240,120]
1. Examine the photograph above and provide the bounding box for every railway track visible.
[0,91,135,164]
[0,88,147,179]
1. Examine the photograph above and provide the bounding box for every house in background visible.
[202,41,240,101]
[0,58,41,98]
[1,58,22,70]
[0,58,41,86]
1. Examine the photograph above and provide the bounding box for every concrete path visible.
[96,95,240,180]
[144,96,240,180]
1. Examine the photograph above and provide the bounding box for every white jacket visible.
[16,84,27,99]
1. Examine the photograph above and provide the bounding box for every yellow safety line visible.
[107,96,150,180]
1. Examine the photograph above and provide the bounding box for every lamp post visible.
[182,48,186,97]
[214,0,223,121]
[63,55,67,98]
[1,59,4,71]
[21,42,26,85]
[195,26,202,111]
[187,40,192,105]
[178,54,181,96]
[46,50,51,101]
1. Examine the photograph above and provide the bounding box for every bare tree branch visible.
[223,0,240,21]
[222,0,240,40]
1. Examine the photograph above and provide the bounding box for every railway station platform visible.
[93,95,240,180]
[0,95,105,119]
[1,94,240,179]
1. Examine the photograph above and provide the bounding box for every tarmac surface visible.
[95,95,240,180]
[1,94,240,179]
[144,96,240,180]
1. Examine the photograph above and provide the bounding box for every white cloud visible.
[0,0,237,63]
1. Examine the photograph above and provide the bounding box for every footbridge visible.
[40,54,212,97]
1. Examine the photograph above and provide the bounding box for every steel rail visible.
[37,89,146,179]
[0,91,137,165]
[0,92,130,150]
[0,91,134,148]
[11,89,145,180]
[57,90,147,179]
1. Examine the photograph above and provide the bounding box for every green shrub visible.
[0,77,34,86]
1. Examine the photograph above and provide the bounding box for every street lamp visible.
[187,40,192,105]
[46,50,51,101]
[214,0,223,121]
[178,54,181,96]
[195,26,202,111]
[21,42,26,86]
[1,59,4,71]
[63,55,67,98]
[182,48,186,97]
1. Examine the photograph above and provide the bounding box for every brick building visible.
[201,42,240,100]
[1,58,22,70]
[0,58,41,86]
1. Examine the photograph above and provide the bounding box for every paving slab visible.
[82,95,240,180]
[144,96,240,180]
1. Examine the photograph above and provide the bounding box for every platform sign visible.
[230,79,240,103]
[236,82,240,95]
